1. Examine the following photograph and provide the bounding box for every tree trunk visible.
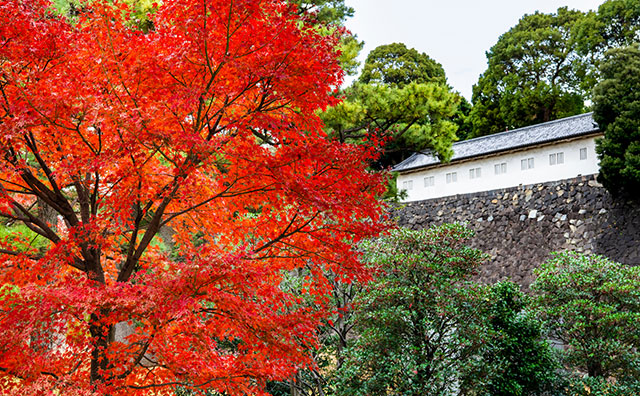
[89,309,114,390]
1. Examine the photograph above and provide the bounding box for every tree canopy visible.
[469,1,640,139]
[291,0,354,25]
[0,0,385,394]
[593,45,640,196]
[574,0,640,93]
[358,42,446,87]
[321,43,459,170]
[469,7,587,137]
[576,0,640,58]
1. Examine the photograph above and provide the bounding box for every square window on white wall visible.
[550,152,564,166]
[494,163,507,175]
[580,147,587,160]
[521,157,534,170]
[446,172,457,184]
[424,176,435,187]
[469,167,481,179]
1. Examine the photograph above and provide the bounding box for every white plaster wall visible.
[397,136,601,202]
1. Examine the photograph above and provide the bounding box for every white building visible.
[394,113,602,202]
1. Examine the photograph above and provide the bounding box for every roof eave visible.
[393,128,602,174]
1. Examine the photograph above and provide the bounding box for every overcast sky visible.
[343,0,606,99]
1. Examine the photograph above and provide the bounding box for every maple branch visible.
[160,176,277,228]
[65,358,84,377]
[117,183,179,282]
[0,83,10,119]
[72,176,91,224]
[253,211,320,254]
[0,192,88,271]
[73,123,101,156]
[7,200,60,243]
[0,248,41,259]
[122,200,145,277]
[116,338,154,380]
[0,366,59,380]
[90,172,99,216]
[250,127,276,145]
[0,176,31,191]
[275,240,340,266]
[159,189,229,228]
[5,145,79,228]
[21,133,61,191]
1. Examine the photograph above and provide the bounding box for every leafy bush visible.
[469,281,559,396]
[334,224,487,396]
[532,252,640,388]
[560,376,640,396]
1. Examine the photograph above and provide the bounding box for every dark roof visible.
[393,112,600,173]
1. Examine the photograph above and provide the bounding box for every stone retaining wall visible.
[393,175,640,288]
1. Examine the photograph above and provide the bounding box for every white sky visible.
[343,0,606,99]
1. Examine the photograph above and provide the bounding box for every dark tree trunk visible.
[89,309,114,389]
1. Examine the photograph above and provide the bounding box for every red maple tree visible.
[0,0,385,394]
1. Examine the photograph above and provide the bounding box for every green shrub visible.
[532,252,640,388]
[469,281,559,396]
[335,224,487,396]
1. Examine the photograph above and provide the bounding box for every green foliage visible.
[334,225,487,396]
[0,223,50,253]
[469,281,559,396]
[452,94,473,140]
[291,0,354,25]
[337,33,364,76]
[532,252,640,383]
[51,0,157,30]
[291,0,363,76]
[470,7,587,137]
[470,1,640,138]
[322,81,459,165]
[573,0,640,92]
[593,45,640,197]
[358,43,446,87]
[563,376,640,396]
[576,0,640,58]
[321,43,459,173]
